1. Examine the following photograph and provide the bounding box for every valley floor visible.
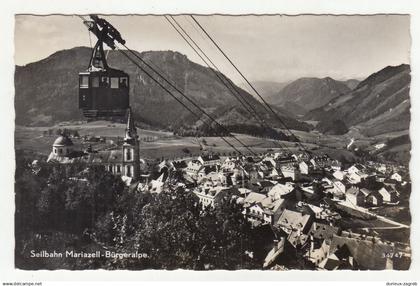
[15,121,410,167]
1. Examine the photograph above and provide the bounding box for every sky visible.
[15,14,410,84]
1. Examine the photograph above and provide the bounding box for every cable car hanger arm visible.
[80,14,126,71]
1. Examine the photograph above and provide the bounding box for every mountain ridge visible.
[305,64,410,136]
[270,76,352,115]
[14,46,311,133]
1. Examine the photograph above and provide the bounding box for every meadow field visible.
[15,120,408,163]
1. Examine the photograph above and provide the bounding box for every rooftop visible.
[53,135,73,147]
[276,209,311,231]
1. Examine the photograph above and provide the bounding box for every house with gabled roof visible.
[274,155,296,168]
[378,185,400,204]
[149,172,166,193]
[281,164,300,181]
[347,164,366,174]
[267,182,294,200]
[321,177,346,199]
[193,186,236,209]
[306,238,330,267]
[185,159,203,180]
[243,192,287,225]
[333,170,345,181]
[221,157,239,172]
[366,190,383,206]
[318,244,359,270]
[299,161,310,175]
[275,209,312,236]
[390,172,403,182]
[308,222,339,242]
[310,154,332,169]
[198,154,221,167]
[346,187,366,207]
[274,209,313,248]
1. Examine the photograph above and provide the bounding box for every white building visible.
[221,157,238,172]
[346,172,363,184]
[268,183,294,200]
[198,154,221,167]
[149,173,165,193]
[242,192,286,225]
[193,186,228,209]
[333,170,345,181]
[378,186,399,203]
[299,161,309,175]
[322,178,346,198]
[281,165,299,181]
[185,160,203,180]
[47,109,141,182]
[390,172,402,182]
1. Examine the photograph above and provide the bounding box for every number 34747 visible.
[382,252,404,258]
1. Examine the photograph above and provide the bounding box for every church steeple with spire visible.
[123,107,140,181]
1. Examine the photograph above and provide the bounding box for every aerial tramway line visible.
[77,15,256,156]
[76,15,308,158]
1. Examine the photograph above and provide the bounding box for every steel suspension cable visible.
[119,44,258,155]
[166,15,289,152]
[190,15,312,156]
[117,48,249,156]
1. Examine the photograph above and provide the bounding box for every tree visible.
[112,188,261,270]
[15,154,263,270]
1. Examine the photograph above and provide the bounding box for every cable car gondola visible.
[78,15,129,118]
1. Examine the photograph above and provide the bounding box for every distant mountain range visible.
[249,77,362,118]
[14,47,310,132]
[269,77,352,116]
[15,47,410,140]
[342,79,361,90]
[306,64,410,136]
[238,80,290,103]
[247,65,409,137]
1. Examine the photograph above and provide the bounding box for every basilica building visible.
[47,109,141,182]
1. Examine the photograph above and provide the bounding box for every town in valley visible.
[14,14,411,270]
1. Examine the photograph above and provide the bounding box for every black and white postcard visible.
[1,0,420,285]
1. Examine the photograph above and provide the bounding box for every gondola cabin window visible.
[120,77,128,88]
[92,77,100,88]
[100,76,109,87]
[79,75,89,88]
[110,77,119,89]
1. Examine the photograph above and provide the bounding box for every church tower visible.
[122,108,140,181]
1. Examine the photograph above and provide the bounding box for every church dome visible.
[53,135,73,147]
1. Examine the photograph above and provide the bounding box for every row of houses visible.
[141,151,408,212]
[131,151,409,270]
